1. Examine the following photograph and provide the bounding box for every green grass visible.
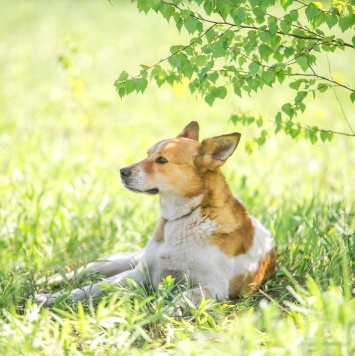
[0,0,354,354]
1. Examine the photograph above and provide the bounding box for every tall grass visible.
[0,0,354,354]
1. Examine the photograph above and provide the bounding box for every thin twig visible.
[288,73,355,93]
[324,54,355,135]
[258,288,291,315]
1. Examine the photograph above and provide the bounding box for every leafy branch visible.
[115,0,355,147]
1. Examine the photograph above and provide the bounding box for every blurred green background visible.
[0,0,354,273]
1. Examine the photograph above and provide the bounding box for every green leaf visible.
[168,52,188,68]
[182,65,194,79]
[117,70,129,82]
[250,0,262,8]
[259,44,272,61]
[317,83,328,93]
[296,56,308,71]
[282,103,294,118]
[299,102,306,113]
[208,72,219,83]
[281,0,294,10]
[211,40,225,58]
[247,77,261,92]
[204,0,214,15]
[295,91,307,104]
[350,92,355,103]
[205,93,215,107]
[236,7,246,21]
[312,2,323,10]
[195,55,207,67]
[284,47,294,58]
[275,112,282,123]
[118,88,126,98]
[320,131,330,142]
[276,69,286,83]
[230,114,238,125]
[339,18,351,32]
[159,3,175,21]
[116,83,126,99]
[262,70,276,86]
[233,82,242,97]
[173,13,183,32]
[184,17,202,34]
[125,79,137,94]
[289,80,301,90]
[256,117,263,127]
[305,5,318,22]
[289,10,299,21]
[312,12,327,28]
[180,9,191,20]
[238,56,247,67]
[248,61,260,74]
[170,45,184,55]
[137,0,153,13]
[268,18,278,36]
[275,112,282,133]
[280,19,291,34]
[325,13,337,29]
[259,31,271,43]
[217,86,227,99]
[309,132,318,144]
[289,126,301,138]
[136,78,148,93]
[140,68,148,78]
[253,7,265,23]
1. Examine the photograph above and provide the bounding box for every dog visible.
[36,121,276,307]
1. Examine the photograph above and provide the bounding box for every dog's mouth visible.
[124,185,159,195]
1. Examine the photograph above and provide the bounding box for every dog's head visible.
[120,121,241,197]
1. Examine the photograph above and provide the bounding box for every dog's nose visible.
[120,167,132,178]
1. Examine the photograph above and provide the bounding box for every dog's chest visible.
[157,208,218,272]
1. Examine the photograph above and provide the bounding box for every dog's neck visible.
[160,194,204,221]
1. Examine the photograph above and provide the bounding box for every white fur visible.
[160,194,204,220]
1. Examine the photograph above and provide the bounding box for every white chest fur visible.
[164,207,217,246]
[156,206,227,282]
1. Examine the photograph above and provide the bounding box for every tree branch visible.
[288,73,355,93]
[167,0,354,48]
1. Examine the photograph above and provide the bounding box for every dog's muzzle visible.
[120,166,159,195]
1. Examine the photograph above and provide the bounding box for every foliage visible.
[115,0,355,147]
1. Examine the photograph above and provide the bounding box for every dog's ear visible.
[196,133,241,171]
[177,121,199,141]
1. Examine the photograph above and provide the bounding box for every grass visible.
[0,0,354,354]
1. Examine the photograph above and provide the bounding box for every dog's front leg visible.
[35,266,148,307]
[44,250,144,286]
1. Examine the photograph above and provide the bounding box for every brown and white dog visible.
[36,122,276,307]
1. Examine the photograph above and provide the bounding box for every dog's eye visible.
[155,156,168,164]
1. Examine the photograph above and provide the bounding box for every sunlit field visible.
[0,0,354,354]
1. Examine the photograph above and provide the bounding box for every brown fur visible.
[229,250,277,297]
[153,218,166,244]
[197,171,255,257]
